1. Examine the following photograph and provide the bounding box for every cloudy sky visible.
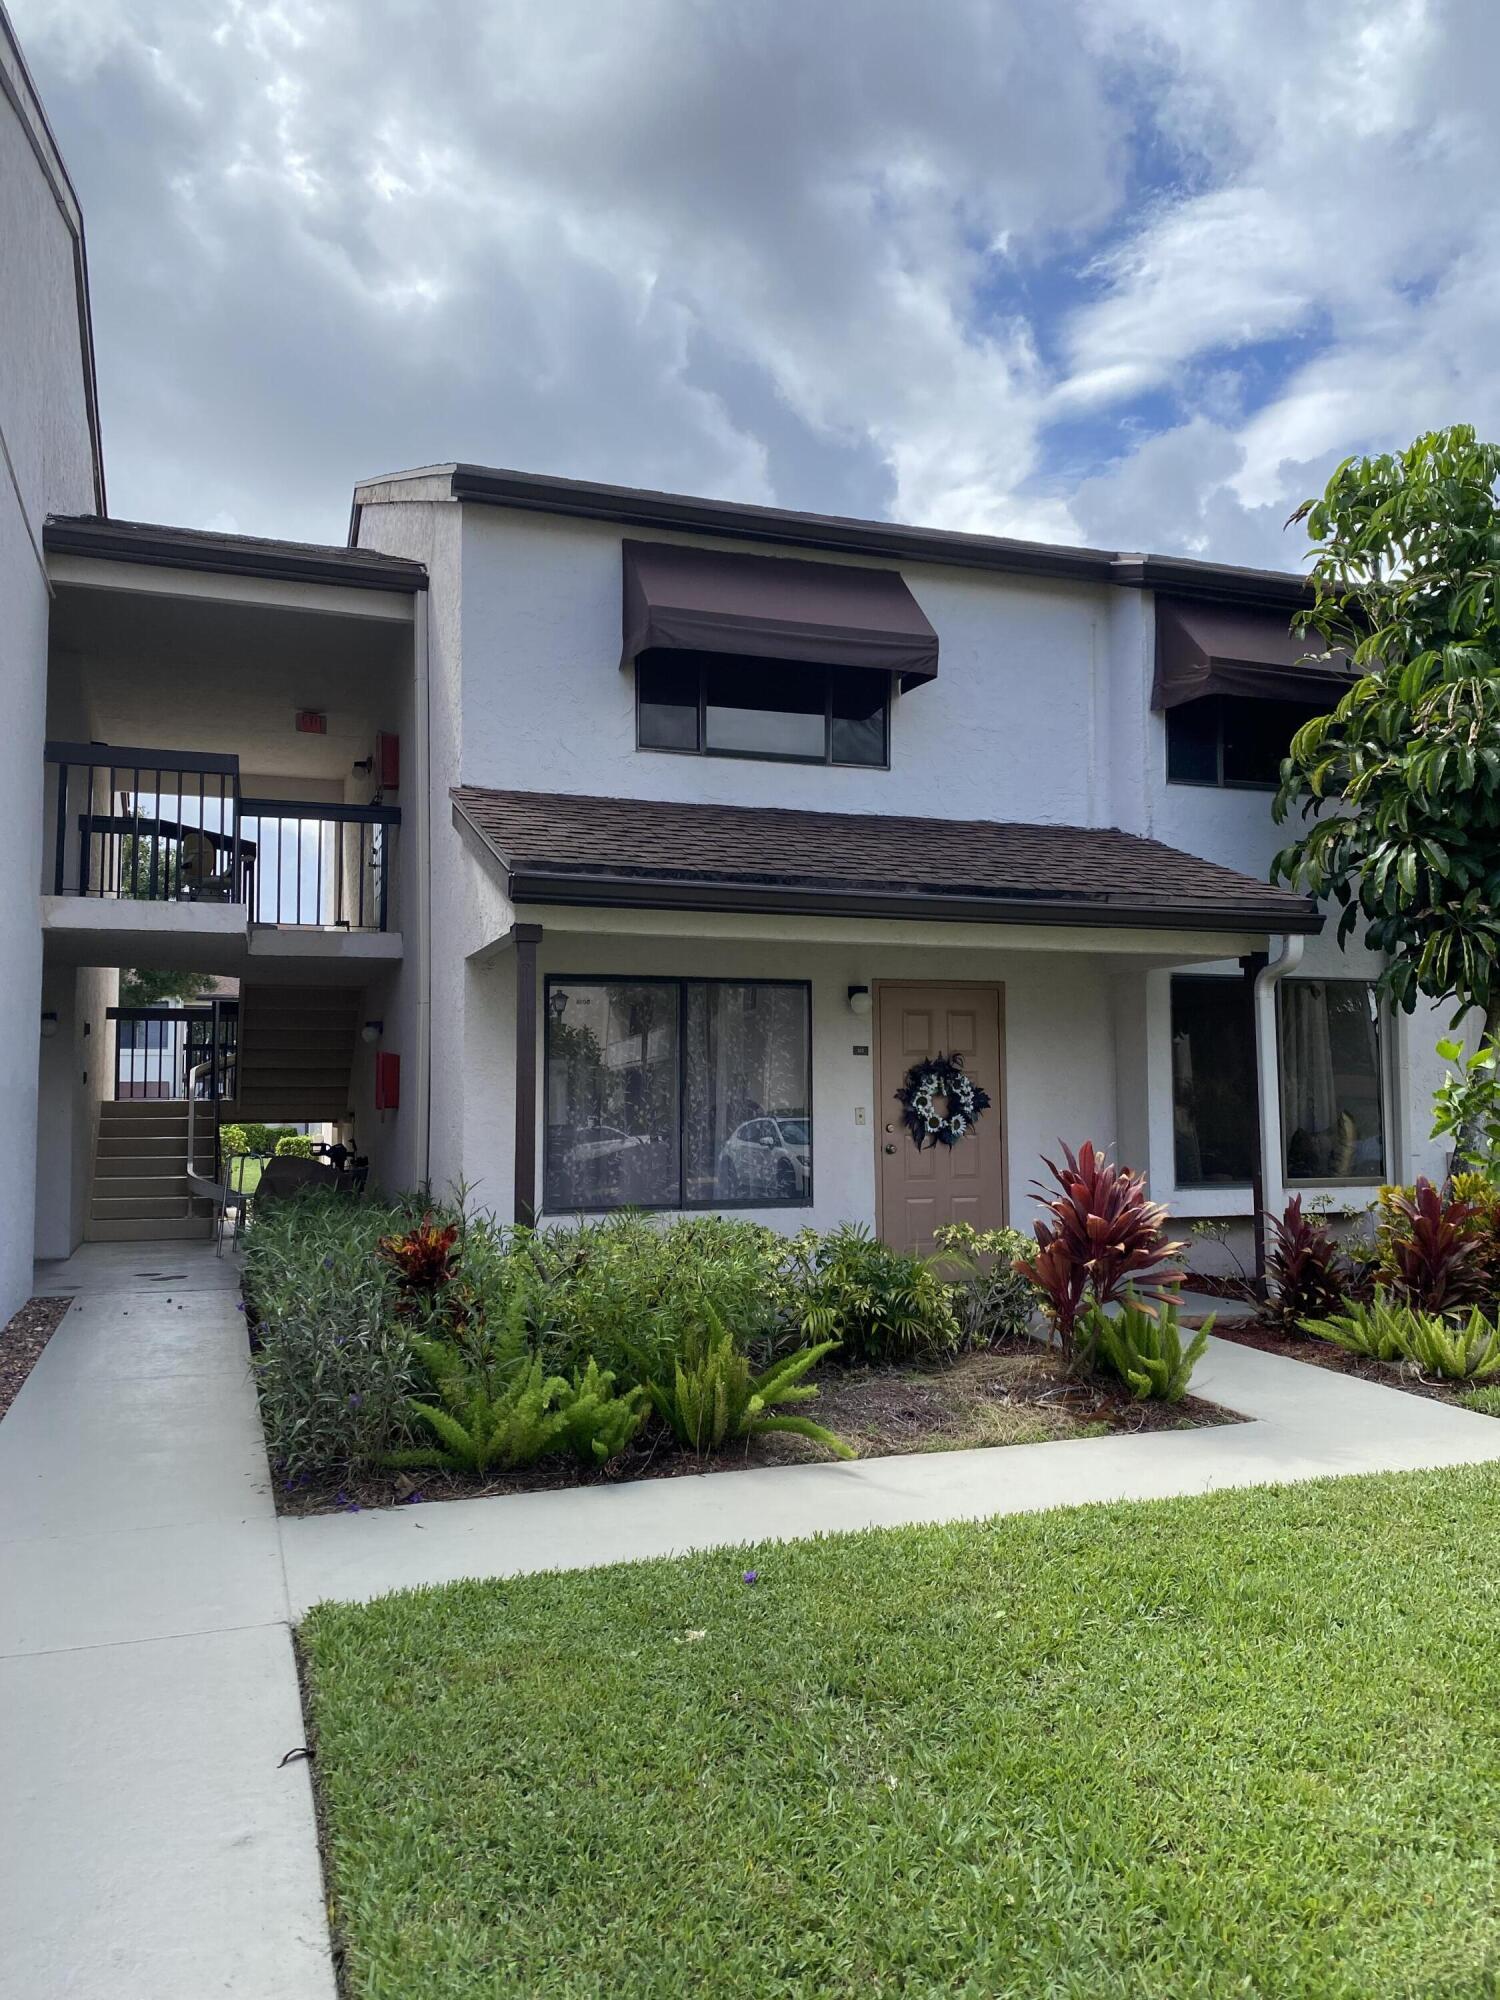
[16,0,1500,565]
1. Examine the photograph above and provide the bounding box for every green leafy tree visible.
[119,969,217,1007]
[1272,425,1500,1033]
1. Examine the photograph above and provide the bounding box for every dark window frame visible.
[543,973,815,1213]
[1164,694,1323,793]
[1170,972,1260,1190]
[636,651,892,770]
[1276,975,1388,1187]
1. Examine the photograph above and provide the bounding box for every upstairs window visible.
[1166,695,1326,790]
[637,649,890,768]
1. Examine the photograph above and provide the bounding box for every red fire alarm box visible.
[375,731,400,791]
[295,710,327,735]
[374,1051,400,1111]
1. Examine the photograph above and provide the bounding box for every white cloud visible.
[12,0,1500,565]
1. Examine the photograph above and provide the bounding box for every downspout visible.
[413,588,433,1190]
[1253,932,1304,1250]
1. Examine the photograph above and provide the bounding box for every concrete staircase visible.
[86,1100,216,1242]
[235,983,359,1126]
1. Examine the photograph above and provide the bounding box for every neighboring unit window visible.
[544,977,812,1211]
[1171,975,1258,1186]
[1166,695,1324,789]
[1279,979,1385,1183]
[637,648,889,767]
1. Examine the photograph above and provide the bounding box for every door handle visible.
[883,1143,897,1154]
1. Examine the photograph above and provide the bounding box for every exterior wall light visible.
[39,1012,59,1038]
[361,1020,384,1045]
[847,985,872,1018]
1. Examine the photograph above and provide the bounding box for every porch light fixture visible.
[361,1020,384,1045]
[39,1012,59,1038]
[549,991,570,1021]
[847,985,872,1018]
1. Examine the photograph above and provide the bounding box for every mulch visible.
[0,1296,72,1424]
[274,1342,1242,1519]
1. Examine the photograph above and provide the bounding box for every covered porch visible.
[448,787,1334,1254]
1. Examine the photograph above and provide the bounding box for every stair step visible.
[97,1133,215,1159]
[90,1194,197,1221]
[95,1153,212,1178]
[86,1216,214,1242]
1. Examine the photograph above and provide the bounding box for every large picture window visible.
[544,977,812,1212]
[637,649,889,768]
[1171,975,1258,1187]
[1279,979,1385,1183]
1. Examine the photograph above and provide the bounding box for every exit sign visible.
[295,710,327,734]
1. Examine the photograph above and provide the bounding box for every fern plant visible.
[1083,1296,1210,1402]
[790,1224,959,1363]
[556,1359,647,1466]
[649,1308,853,1459]
[383,1336,571,1474]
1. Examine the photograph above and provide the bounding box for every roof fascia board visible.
[46,549,418,623]
[44,523,425,597]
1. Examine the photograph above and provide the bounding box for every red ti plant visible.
[1264,1197,1357,1329]
[1014,1141,1186,1363]
[1382,1178,1483,1314]
[377,1215,461,1303]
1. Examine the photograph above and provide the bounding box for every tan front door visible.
[875,983,1005,1254]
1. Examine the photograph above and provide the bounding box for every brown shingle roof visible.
[451,787,1320,935]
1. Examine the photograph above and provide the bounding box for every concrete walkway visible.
[11,1242,1500,1998]
[280,1321,1500,1613]
[3,1244,334,2000]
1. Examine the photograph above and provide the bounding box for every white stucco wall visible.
[0,39,98,1305]
[33,964,115,1260]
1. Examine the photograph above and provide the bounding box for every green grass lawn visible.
[302,1465,1500,1999]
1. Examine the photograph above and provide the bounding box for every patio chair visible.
[178,826,237,903]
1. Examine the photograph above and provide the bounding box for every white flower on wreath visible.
[949,1114,967,1138]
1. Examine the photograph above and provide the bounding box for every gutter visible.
[413,589,434,1190]
[1253,932,1306,1229]
[497,862,1323,938]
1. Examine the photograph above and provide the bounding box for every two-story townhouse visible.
[328,463,1454,1257]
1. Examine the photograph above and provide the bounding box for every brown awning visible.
[621,538,939,690]
[1152,597,1356,711]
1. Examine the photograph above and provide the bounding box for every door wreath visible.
[895,1052,991,1150]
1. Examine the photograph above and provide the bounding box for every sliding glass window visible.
[1279,979,1385,1183]
[1170,975,1259,1187]
[544,977,812,1211]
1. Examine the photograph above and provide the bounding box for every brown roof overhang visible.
[44,516,428,593]
[1152,596,1355,711]
[621,538,938,691]
[452,788,1322,937]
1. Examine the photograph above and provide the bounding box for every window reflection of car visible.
[565,1124,653,1165]
[718,1117,810,1201]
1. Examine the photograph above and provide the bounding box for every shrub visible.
[377,1215,462,1300]
[522,1213,790,1379]
[219,1122,249,1157]
[648,1307,852,1458]
[1084,1295,1210,1402]
[1016,1141,1185,1362]
[244,1189,418,1478]
[1300,1295,1412,1363]
[274,1133,315,1158]
[386,1334,574,1475]
[557,1359,648,1466]
[789,1223,959,1364]
[1263,1197,1359,1328]
[932,1222,1039,1346]
[1302,1297,1500,1381]
[1379,1179,1484,1313]
[1402,1307,1500,1382]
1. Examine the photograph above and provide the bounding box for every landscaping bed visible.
[247,1154,1233,1520]
[0,1295,70,1424]
[302,1460,1500,1999]
[275,1345,1239,1516]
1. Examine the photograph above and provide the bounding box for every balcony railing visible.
[44,743,400,933]
[110,1001,239,1102]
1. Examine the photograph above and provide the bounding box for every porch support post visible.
[512,923,542,1226]
[1252,933,1304,1255]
